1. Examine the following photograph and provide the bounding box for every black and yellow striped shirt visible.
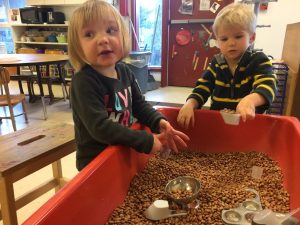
[188,49,277,113]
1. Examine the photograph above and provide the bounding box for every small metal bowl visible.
[165,176,201,205]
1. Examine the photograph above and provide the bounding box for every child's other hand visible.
[151,134,164,154]
[159,119,190,153]
[177,99,198,129]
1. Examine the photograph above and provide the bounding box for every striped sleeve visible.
[187,62,216,108]
[251,53,278,106]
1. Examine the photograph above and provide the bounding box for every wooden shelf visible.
[15,41,68,46]
[10,23,68,27]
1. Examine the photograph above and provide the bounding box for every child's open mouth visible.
[100,50,113,55]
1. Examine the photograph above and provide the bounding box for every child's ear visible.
[249,32,256,44]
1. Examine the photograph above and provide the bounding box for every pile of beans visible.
[107,151,290,224]
[170,189,194,200]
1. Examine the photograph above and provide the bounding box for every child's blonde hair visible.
[212,3,256,36]
[68,0,130,71]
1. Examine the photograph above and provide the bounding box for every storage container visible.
[267,62,289,115]
[123,51,152,94]
[22,108,300,225]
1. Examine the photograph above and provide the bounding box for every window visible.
[135,0,162,67]
[0,0,26,53]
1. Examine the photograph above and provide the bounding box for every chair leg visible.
[47,79,55,105]
[28,77,37,103]
[61,83,66,101]
[22,100,28,123]
[27,78,34,102]
[17,80,24,94]
[7,105,17,132]
[68,85,72,108]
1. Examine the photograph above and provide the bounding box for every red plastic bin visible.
[23,108,300,225]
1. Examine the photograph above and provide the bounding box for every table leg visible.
[0,176,18,225]
[36,65,47,120]
[52,160,63,192]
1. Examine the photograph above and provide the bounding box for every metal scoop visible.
[252,207,300,225]
[144,200,187,221]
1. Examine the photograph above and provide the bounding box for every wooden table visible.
[0,123,75,225]
[0,54,69,119]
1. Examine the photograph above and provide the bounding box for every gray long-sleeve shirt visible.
[71,62,165,170]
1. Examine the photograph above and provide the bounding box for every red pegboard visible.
[167,0,234,87]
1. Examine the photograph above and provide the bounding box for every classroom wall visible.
[245,0,300,60]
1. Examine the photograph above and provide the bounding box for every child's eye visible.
[107,26,119,34]
[235,35,244,39]
[220,37,228,42]
[84,32,94,38]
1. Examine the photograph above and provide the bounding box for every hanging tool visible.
[192,50,197,65]
[191,30,195,42]
[172,44,178,59]
[193,51,200,71]
[204,32,213,49]
[176,29,192,46]
[201,24,212,35]
[203,57,208,70]
[199,25,213,51]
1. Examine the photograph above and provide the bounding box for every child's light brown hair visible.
[68,0,130,71]
[212,3,257,36]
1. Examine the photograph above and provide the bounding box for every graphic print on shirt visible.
[104,86,134,126]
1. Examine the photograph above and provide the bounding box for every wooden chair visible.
[0,66,28,131]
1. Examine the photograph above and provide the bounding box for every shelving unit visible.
[9,1,116,79]
[26,0,86,6]
[10,23,68,53]
[15,41,68,46]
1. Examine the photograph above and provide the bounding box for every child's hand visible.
[151,134,164,154]
[236,93,266,122]
[236,96,256,122]
[177,99,198,129]
[159,119,190,153]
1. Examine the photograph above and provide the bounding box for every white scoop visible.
[144,200,187,221]
[220,110,241,125]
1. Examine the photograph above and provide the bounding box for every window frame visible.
[130,0,168,76]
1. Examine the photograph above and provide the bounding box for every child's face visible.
[215,25,255,64]
[79,15,123,73]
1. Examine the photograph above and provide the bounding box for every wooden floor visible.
[0,81,193,224]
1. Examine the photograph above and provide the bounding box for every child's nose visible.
[97,34,109,45]
[228,38,236,46]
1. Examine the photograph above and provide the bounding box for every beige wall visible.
[234,0,300,60]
